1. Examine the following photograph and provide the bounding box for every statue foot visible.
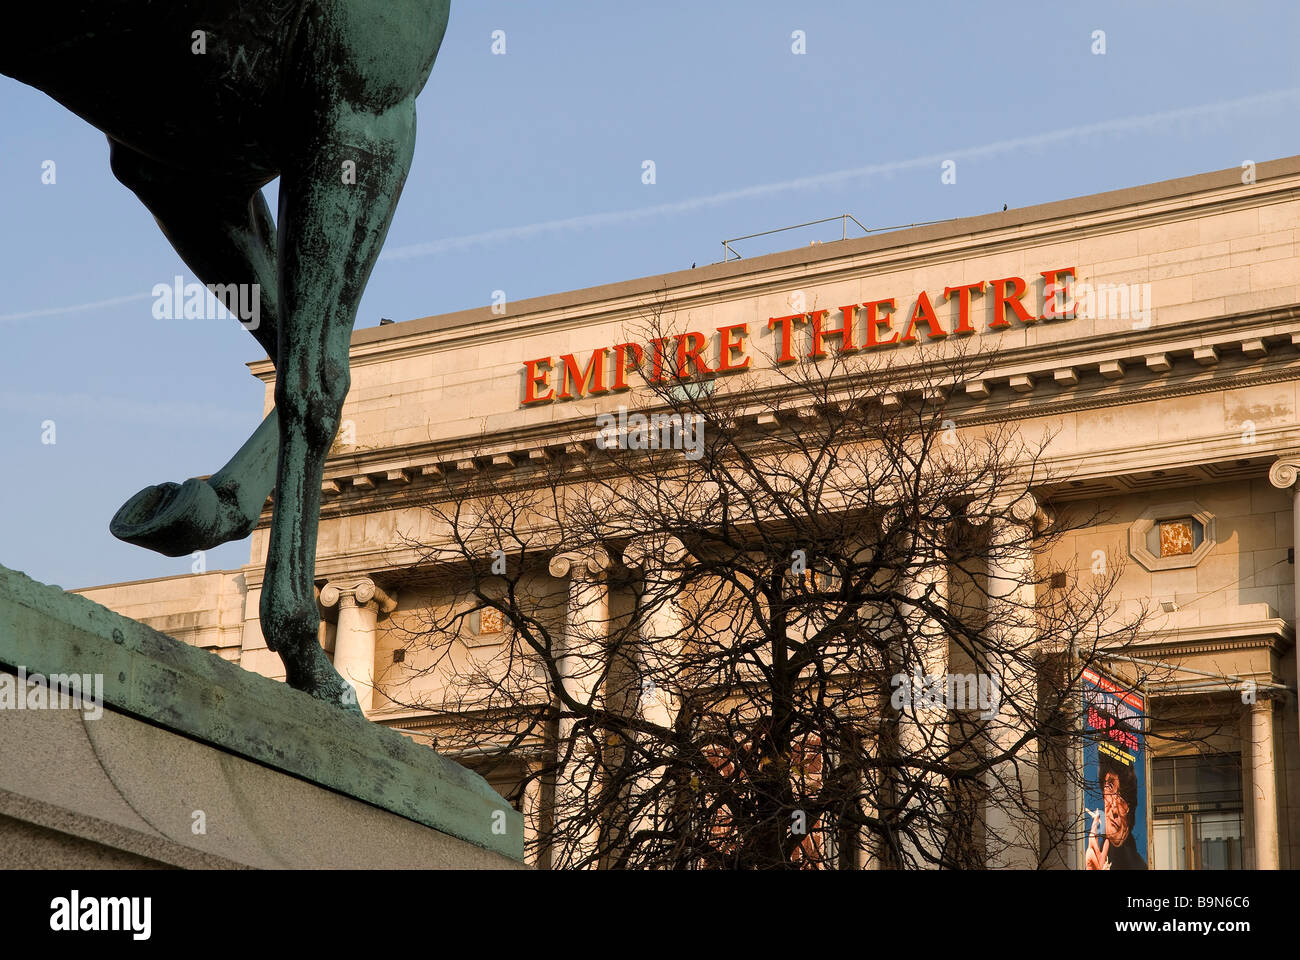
[288,643,364,714]
[110,409,279,557]
[110,477,259,557]
[308,676,365,714]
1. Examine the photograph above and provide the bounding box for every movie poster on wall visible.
[1081,667,1148,870]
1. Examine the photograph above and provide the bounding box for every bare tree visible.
[381,299,1211,869]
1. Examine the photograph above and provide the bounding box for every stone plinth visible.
[0,564,525,869]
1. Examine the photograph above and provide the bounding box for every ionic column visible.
[1267,454,1300,756]
[1251,697,1280,870]
[623,536,686,848]
[852,540,887,870]
[547,547,612,867]
[897,525,950,868]
[976,490,1041,869]
[855,741,884,871]
[521,761,546,868]
[623,536,687,729]
[319,577,396,712]
[548,548,612,737]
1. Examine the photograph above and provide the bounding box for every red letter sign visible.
[808,307,859,358]
[768,313,809,364]
[900,291,947,343]
[556,349,609,399]
[862,299,898,348]
[522,357,554,405]
[717,323,751,372]
[989,276,1035,329]
[943,281,984,336]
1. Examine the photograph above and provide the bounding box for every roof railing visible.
[720,213,951,262]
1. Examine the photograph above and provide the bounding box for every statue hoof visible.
[110,478,254,557]
[301,674,364,714]
[323,685,365,714]
[278,641,365,713]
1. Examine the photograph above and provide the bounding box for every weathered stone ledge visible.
[0,564,524,865]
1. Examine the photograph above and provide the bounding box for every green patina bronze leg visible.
[260,99,419,707]
[5,0,451,705]
[111,411,280,557]
[106,141,283,556]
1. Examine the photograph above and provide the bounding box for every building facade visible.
[77,157,1300,869]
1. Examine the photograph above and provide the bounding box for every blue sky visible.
[1,0,1296,589]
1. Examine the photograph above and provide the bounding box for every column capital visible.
[319,576,397,615]
[879,503,954,533]
[1268,453,1300,490]
[964,487,1044,527]
[548,546,612,579]
[623,535,687,571]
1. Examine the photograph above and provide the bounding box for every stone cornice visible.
[960,327,1300,426]
[373,704,552,757]
[1114,617,1294,657]
[296,429,1296,534]
[270,306,1299,519]
[249,160,1300,379]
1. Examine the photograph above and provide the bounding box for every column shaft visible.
[1267,457,1300,755]
[334,599,378,711]
[1251,699,1279,870]
[983,503,1039,870]
[897,537,949,867]
[548,550,611,868]
[625,538,686,859]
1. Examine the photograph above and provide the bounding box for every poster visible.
[1081,667,1147,870]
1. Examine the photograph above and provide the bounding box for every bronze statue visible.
[3,1,451,709]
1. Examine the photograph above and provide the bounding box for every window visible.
[1128,501,1215,572]
[1151,754,1243,870]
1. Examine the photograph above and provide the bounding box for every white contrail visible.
[0,291,153,323]
[380,87,1299,262]
[4,88,1294,322]
[0,390,251,428]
